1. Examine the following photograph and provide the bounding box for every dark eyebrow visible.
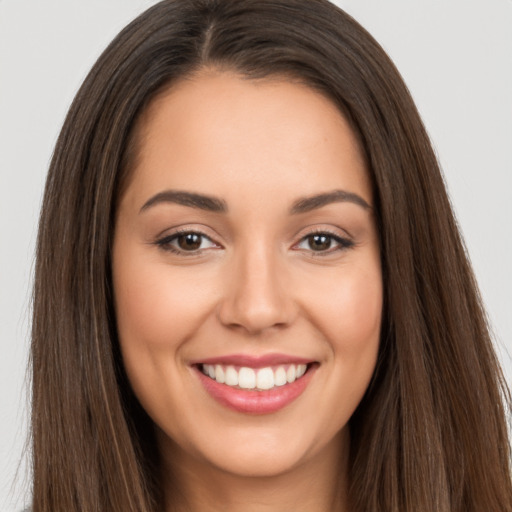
[290,189,371,214]
[139,190,227,214]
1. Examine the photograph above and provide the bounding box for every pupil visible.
[309,234,331,251]
[178,233,201,250]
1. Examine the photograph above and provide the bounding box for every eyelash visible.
[155,229,354,256]
[155,229,219,255]
[295,229,354,255]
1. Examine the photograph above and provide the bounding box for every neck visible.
[159,428,350,512]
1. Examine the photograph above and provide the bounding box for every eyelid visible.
[292,227,355,255]
[154,227,222,255]
[152,224,355,256]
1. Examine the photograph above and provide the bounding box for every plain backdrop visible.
[1,0,511,510]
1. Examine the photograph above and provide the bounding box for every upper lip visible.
[190,353,315,368]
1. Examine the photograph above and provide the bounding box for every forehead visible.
[122,70,372,210]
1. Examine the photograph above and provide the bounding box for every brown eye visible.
[177,233,202,251]
[307,234,333,251]
[156,231,218,254]
[295,231,354,254]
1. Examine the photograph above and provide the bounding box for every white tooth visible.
[207,365,216,379]
[296,364,307,378]
[238,367,256,389]
[215,364,225,384]
[202,364,213,377]
[256,367,274,390]
[225,366,238,386]
[274,366,287,386]
[286,365,296,383]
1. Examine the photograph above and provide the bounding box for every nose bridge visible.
[218,238,292,333]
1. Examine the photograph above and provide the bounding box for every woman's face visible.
[113,71,382,478]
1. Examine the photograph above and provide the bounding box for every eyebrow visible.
[140,190,227,213]
[139,188,371,215]
[290,190,371,214]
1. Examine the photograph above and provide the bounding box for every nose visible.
[217,243,295,335]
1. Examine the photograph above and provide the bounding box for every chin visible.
[160,421,347,481]
[206,446,308,478]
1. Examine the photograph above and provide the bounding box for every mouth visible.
[191,355,318,414]
[199,362,310,391]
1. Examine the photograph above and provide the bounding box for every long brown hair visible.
[31,0,512,510]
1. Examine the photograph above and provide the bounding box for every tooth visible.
[286,365,296,383]
[274,366,287,386]
[256,367,274,390]
[296,364,307,378]
[204,362,308,388]
[238,367,256,389]
[215,364,225,384]
[225,366,238,386]
[202,364,213,377]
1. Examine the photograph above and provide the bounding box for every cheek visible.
[298,256,382,423]
[114,254,214,353]
[336,269,382,344]
[305,260,383,354]
[313,260,382,419]
[112,246,218,404]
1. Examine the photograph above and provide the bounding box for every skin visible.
[113,70,383,512]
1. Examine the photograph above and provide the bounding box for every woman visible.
[31,0,512,510]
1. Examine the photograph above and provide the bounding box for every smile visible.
[200,363,308,391]
[193,354,317,414]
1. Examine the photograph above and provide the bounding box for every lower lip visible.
[195,365,316,414]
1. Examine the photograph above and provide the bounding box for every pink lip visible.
[191,353,313,369]
[193,361,317,415]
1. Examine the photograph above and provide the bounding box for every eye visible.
[295,232,353,254]
[156,231,219,254]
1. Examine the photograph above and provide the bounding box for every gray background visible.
[1,0,511,509]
